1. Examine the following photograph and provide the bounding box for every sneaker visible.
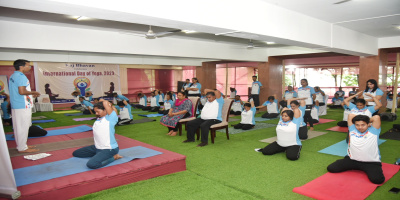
[395,162,399,165]
[182,140,195,143]
[197,142,208,147]
[254,148,262,152]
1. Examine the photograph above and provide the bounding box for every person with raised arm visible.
[234,100,256,130]
[344,91,381,118]
[327,114,385,184]
[73,99,122,169]
[256,95,279,118]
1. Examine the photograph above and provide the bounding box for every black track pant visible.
[299,126,308,140]
[233,123,254,130]
[230,111,241,115]
[262,113,279,118]
[304,105,313,127]
[327,156,385,184]
[260,141,302,161]
[186,118,220,143]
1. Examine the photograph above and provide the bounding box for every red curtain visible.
[0,65,36,91]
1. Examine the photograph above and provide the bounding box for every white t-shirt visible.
[201,97,224,121]
[276,117,302,147]
[240,107,256,125]
[164,100,173,110]
[363,88,384,106]
[348,125,381,162]
[231,101,242,112]
[311,106,319,121]
[262,100,278,114]
[188,83,201,94]
[93,111,118,149]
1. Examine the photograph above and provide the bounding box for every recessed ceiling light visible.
[396,26,400,30]
[266,41,275,45]
[182,30,196,33]
[76,16,88,21]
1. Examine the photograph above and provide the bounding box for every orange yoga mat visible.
[293,163,400,200]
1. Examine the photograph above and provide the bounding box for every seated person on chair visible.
[256,107,302,161]
[116,100,133,125]
[160,91,193,137]
[158,93,174,115]
[85,91,93,102]
[1,92,12,126]
[133,93,147,109]
[328,93,344,109]
[327,114,385,184]
[183,89,224,147]
[71,89,82,109]
[142,91,160,112]
[234,100,256,130]
[44,83,59,101]
[72,100,122,169]
[79,97,94,115]
[257,95,279,118]
[230,95,243,115]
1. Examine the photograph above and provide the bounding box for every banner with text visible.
[34,62,120,100]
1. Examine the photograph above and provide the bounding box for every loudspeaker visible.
[177,81,185,93]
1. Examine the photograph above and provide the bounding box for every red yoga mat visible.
[326,126,348,133]
[308,118,335,126]
[293,163,400,200]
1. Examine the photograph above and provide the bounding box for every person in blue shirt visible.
[71,89,83,109]
[159,93,174,115]
[9,59,41,153]
[286,97,307,139]
[327,114,384,184]
[181,79,191,95]
[113,93,129,103]
[79,97,94,115]
[314,86,326,106]
[186,78,202,97]
[229,87,237,99]
[329,93,345,109]
[85,91,93,102]
[297,79,316,130]
[73,100,122,169]
[116,100,133,125]
[133,93,147,108]
[257,95,279,118]
[142,90,160,112]
[255,106,303,161]
[1,92,12,126]
[335,86,345,98]
[183,89,224,147]
[158,90,165,105]
[360,79,383,116]
[234,101,256,130]
[251,76,263,107]
[230,95,243,115]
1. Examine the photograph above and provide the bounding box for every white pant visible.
[11,109,32,151]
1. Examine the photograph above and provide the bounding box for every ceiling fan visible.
[144,25,181,39]
[333,0,351,5]
[231,40,266,49]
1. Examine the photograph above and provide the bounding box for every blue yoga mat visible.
[318,139,386,157]
[5,125,92,141]
[254,117,277,122]
[138,114,164,117]
[64,113,84,116]
[14,146,162,186]
[32,119,56,123]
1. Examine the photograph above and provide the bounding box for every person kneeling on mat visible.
[257,95,279,118]
[287,97,308,139]
[234,100,256,130]
[79,97,94,115]
[255,107,303,161]
[327,114,385,184]
[73,100,122,169]
[116,100,133,125]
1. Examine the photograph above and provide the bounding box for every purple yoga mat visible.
[73,117,96,121]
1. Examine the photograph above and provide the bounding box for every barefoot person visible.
[327,114,385,184]
[9,59,40,153]
[72,100,122,169]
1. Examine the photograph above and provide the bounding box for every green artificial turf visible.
[5,108,400,199]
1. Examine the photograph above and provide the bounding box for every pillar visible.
[196,62,217,94]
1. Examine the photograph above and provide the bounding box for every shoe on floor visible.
[182,139,195,143]
[197,142,208,147]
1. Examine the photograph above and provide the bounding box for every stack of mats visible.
[6,125,186,200]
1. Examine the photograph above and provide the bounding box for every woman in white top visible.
[234,101,256,130]
[186,78,202,97]
[359,79,383,115]
[256,107,303,161]
[159,93,174,115]
[327,114,384,184]
[256,95,279,118]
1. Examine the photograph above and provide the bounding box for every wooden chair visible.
[177,97,200,136]
[196,99,233,143]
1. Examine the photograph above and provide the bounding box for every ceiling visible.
[261,0,400,37]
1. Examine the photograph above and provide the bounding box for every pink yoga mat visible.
[308,118,335,126]
[326,126,348,133]
[293,163,400,200]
